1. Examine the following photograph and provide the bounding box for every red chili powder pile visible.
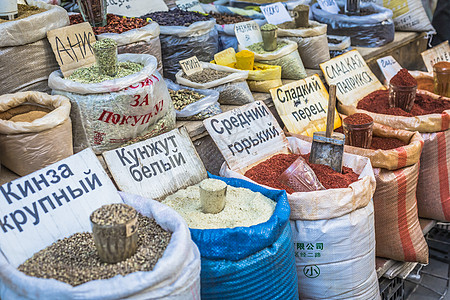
[70,14,149,34]
[390,69,417,87]
[356,90,450,117]
[244,153,360,193]
[335,126,407,150]
[344,113,373,125]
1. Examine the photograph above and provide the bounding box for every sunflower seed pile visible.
[18,215,171,286]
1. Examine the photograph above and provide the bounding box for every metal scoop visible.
[309,84,345,173]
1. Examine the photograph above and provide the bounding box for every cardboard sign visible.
[107,0,168,17]
[317,0,339,14]
[421,40,450,73]
[235,21,263,48]
[0,149,122,267]
[377,56,402,82]
[270,74,342,137]
[103,127,208,200]
[47,22,96,78]
[260,2,292,25]
[176,0,205,13]
[320,50,384,107]
[179,56,203,76]
[203,101,290,174]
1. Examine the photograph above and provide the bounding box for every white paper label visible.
[203,101,290,174]
[0,149,122,267]
[179,56,203,76]
[234,21,263,48]
[176,0,205,13]
[107,0,168,17]
[103,127,207,200]
[377,56,402,82]
[317,0,339,14]
[260,2,292,25]
[270,74,342,137]
[421,40,450,73]
[320,49,384,107]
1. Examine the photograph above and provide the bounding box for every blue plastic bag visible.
[190,174,299,300]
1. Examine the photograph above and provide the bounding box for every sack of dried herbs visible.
[96,21,163,74]
[175,62,254,105]
[165,80,221,121]
[239,39,307,80]
[0,0,69,95]
[0,192,201,299]
[49,54,176,154]
[277,20,330,69]
[0,91,73,176]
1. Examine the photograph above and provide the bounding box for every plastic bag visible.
[278,156,325,192]
[240,39,307,80]
[0,191,201,300]
[175,62,254,105]
[220,137,380,299]
[361,0,435,33]
[97,22,163,74]
[165,80,222,120]
[277,20,330,69]
[159,20,219,80]
[49,54,175,154]
[312,1,395,47]
[247,79,283,93]
[0,0,69,95]
[0,91,73,176]
[191,174,299,300]
[328,35,352,58]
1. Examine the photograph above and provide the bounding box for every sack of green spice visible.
[0,1,69,95]
[276,20,330,69]
[0,191,201,299]
[175,62,254,105]
[97,22,163,74]
[239,39,307,80]
[165,80,222,121]
[49,54,176,154]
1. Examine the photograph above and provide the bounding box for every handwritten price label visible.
[234,21,263,48]
[261,2,292,25]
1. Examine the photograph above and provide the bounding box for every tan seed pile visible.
[18,215,171,286]
[162,180,276,229]
[91,203,136,225]
[182,69,230,84]
[0,5,47,23]
[9,111,48,122]
[169,89,205,110]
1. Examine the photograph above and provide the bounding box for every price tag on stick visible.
[176,0,205,13]
[377,56,402,82]
[179,56,203,76]
[234,21,263,48]
[260,2,292,25]
[421,41,450,73]
[317,0,339,14]
[47,22,97,78]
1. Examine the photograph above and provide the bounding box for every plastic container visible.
[78,0,106,27]
[90,204,139,263]
[261,28,277,52]
[345,0,360,15]
[388,83,417,112]
[0,0,18,20]
[235,50,254,70]
[343,118,374,149]
[293,4,310,28]
[278,156,325,192]
[200,178,227,214]
[93,39,118,77]
[433,61,450,98]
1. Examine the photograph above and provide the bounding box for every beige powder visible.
[9,111,48,122]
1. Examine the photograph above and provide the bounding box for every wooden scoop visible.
[309,85,345,173]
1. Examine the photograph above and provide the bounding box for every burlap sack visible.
[339,91,450,222]
[0,92,73,176]
[0,1,69,95]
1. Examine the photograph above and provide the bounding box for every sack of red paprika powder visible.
[49,54,175,154]
[339,75,450,222]
[289,122,428,264]
[220,137,380,300]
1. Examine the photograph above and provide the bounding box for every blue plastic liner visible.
[191,173,298,300]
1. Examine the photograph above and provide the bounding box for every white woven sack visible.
[0,192,201,300]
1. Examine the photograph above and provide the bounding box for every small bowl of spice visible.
[343,113,374,149]
[90,203,138,263]
[388,69,418,112]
